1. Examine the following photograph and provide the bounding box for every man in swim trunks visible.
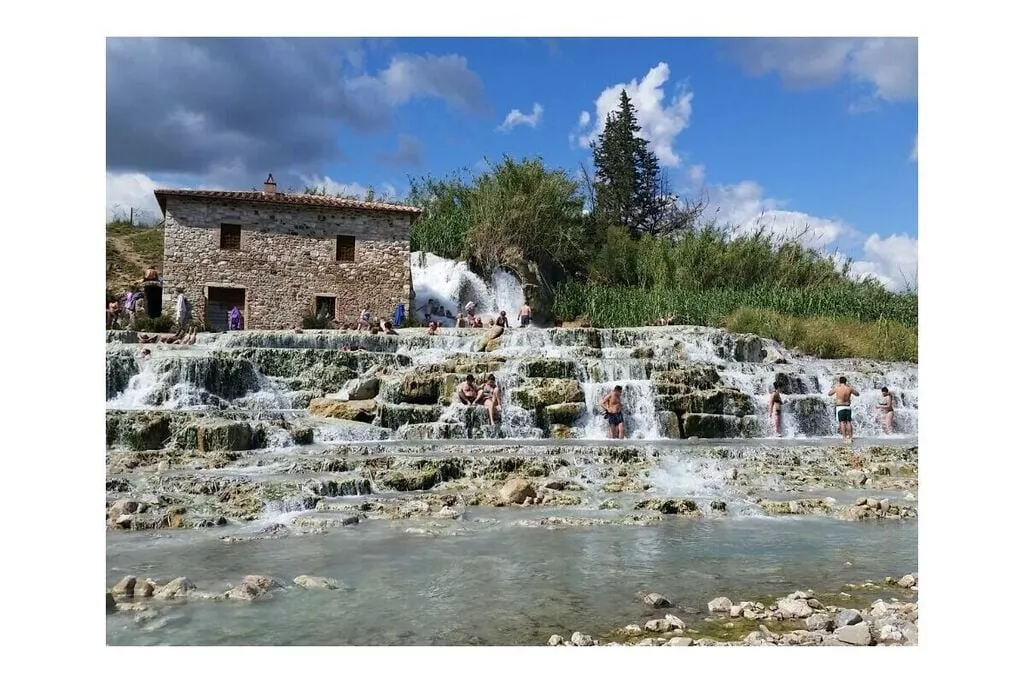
[827,376,860,442]
[768,382,783,436]
[877,386,895,434]
[518,303,532,327]
[600,385,625,439]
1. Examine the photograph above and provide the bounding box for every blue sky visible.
[106,37,918,289]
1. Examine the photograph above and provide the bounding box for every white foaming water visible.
[648,455,764,516]
[410,251,526,324]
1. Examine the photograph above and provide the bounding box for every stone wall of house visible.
[161,197,413,329]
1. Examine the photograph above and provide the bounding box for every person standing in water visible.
[828,376,860,442]
[768,382,783,436]
[518,303,532,327]
[877,387,895,434]
[600,385,625,439]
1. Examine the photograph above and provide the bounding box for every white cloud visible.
[701,179,849,250]
[344,53,488,114]
[497,103,544,132]
[733,38,917,105]
[575,62,694,167]
[849,233,918,291]
[687,164,706,186]
[106,172,161,224]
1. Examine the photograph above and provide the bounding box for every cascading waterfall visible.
[106,253,918,442]
[411,251,525,323]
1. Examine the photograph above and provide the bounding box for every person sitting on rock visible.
[457,375,478,405]
[383,320,399,335]
[471,316,483,329]
[474,374,502,426]
[495,311,509,328]
[426,321,439,336]
[454,313,465,328]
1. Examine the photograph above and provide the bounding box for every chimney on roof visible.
[264,173,277,195]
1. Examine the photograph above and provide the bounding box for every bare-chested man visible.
[518,303,532,327]
[877,387,895,434]
[828,376,860,442]
[600,385,625,439]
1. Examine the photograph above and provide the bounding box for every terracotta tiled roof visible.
[154,189,422,216]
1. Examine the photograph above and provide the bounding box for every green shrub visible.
[301,314,333,330]
[130,314,175,333]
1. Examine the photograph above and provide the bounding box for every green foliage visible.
[130,314,175,333]
[466,156,588,275]
[722,308,917,363]
[551,282,917,329]
[406,158,589,276]
[591,90,664,236]
[406,172,474,259]
[301,313,333,330]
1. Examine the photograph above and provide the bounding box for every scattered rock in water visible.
[805,613,834,632]
[638,591,673,608]
[621,624,643,636]
[153,577,196,600]
[106,592,117,614]
[836,609,863,627]
[834,622,872,646]
[293,575,339,590]
[708,597,733,613]
[848,470,868,486]
[710,501,727,512]
[777,597,813,619]
[112,575,137,598]
[547,634,564,646]
[896,573,918,588]
[667,636,694,646]
[570,631,595,646]
[224,574,285,601]
[498,478,536,505]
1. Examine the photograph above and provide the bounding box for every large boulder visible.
[681,414,758,439]
[519,359,579,379]
[731,334,765,363]
[393,374,445,405]
[789,396,830,436]
[331,377,380,401]
[543,402,586,426]
[657,387,752,416]
[651,365,721,394]
[499,478,537,504]
[476,325,505,352]
[657,411,681,439]
[178,419,256,451]
[512,378,585,409]
[773,371,818,395]
[308,398,377,423]
[111,412,172,451]
[376,404,443,430]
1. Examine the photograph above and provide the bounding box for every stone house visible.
[154,175,420,331]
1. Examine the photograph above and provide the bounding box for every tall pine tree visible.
[590,89,663,237]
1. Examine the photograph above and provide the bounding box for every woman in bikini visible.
[457,375,478,406]
[877,387,895,434]
[769,382,783,436]
[474,374,501,426]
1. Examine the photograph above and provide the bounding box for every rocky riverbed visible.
[546,572,919,647]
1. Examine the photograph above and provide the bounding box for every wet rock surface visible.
[546,574,918,647]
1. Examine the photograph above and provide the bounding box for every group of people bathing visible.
[769,376,897,441]
[418,299,532,331]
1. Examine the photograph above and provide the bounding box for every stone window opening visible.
[220,224,242,250]
[336,235,356,262]
[315,296,337,320]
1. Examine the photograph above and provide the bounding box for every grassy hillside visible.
[106,221,164,296]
